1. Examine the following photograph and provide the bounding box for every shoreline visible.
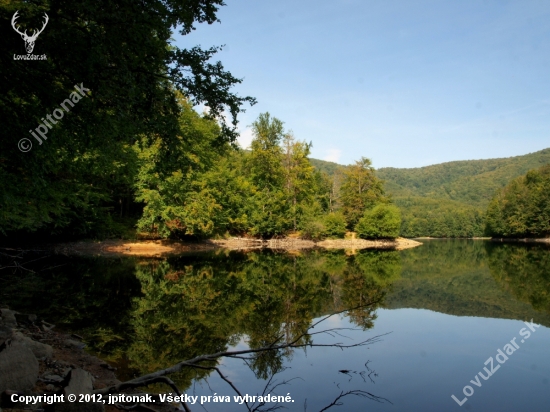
[0,306,178,412]
[490,237,550,245]
[412,237,492,240]
[46,237,422,257]
[0,306,118,410]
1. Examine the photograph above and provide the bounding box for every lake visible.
[3,239,549,411]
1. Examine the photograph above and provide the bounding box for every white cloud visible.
[323,148,342,163]
[237,127,254,150]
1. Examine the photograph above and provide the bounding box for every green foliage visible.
[355,204,401,239]
[300,219,326,240]
[323,212,347,238]
[0,0,254,236]
[377,148,550,237]
[377,148,550,207]
[340,157,388,228]
[245,189,292,237]
[134,98,225,238]
[397,197,485,238]
[132,111,395,240]
[485,164,550,237]
[309,158,341,177]
[249,113,285,189]
[282,133,316,230]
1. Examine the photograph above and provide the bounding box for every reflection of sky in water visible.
[192,309,550,412]
[4,241,548,411]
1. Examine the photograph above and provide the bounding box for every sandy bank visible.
[51,239,216,257]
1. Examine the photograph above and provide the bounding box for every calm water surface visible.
[4,240,550,411]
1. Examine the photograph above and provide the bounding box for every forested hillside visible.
[309,158,341,177]
[376,149,550,237]
[376,148,550,206]
[308,149,550,237]
[485,164,550,238]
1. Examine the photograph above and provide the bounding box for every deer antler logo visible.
[11,10,49,54]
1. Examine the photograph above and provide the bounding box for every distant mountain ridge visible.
[309,148,550,237]
[309,158,341,176]
[376,148,550,207]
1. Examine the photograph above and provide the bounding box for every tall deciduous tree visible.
[245,113,288,236]
[282,133,315,230]
[340,157,388,228]
[248,113,285,189]
[0,0,254,236]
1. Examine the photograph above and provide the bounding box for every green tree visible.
[0,0,254,236]
[340,157,388,228]
[323,212,347,238]
[355,204,401,239]
[282,133,316,230]
[248,113,285,189]
[134,97,226,238]
[485,164,550,238]
[245,113,289,236]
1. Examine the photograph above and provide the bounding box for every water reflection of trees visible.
[387,240,550,326]
[485,243,550,315]
[126,249,400,387]
[0,255,141,360]
[0,247,401,393]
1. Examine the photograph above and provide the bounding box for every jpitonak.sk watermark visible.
[18,83,91,153]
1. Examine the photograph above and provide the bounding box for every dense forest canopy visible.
[376,148,550,206]
[1,0,254,237]
[310,149,550,238]
[1,1,398,241]
[375,148,550,238]
[135,110,395,239]
[485,164,550,238]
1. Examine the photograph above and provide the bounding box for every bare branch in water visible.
[94,302,391,412]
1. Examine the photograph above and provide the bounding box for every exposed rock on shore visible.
[213,236,422,251]
[0,340,39,393]
[0,306,111,412]
[47,236,421,257]
[317,237,422,251]
[0,306,182,412]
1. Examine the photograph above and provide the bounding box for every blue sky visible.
[175,0,550,168]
